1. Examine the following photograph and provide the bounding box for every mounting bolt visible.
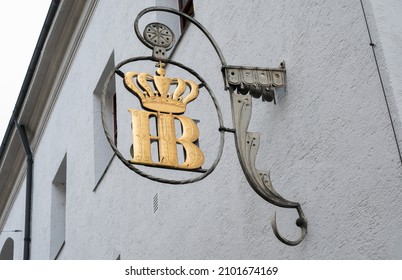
[262,87,275,102]
[296,217,305,227]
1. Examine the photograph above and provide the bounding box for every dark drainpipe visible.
[0,0,60,260]
[14,122,33,260]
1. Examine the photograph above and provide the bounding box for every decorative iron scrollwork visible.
[112,6,308,246]
[230,92,307,246]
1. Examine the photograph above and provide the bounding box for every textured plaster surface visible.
[0,177,25,260]
[365,0,402,164]
[3,0,402,259]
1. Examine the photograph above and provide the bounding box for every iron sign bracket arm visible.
[132,6,307,246]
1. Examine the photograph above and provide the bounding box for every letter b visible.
[129,109,205,170]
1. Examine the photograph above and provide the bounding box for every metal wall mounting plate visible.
[223,63,286,103]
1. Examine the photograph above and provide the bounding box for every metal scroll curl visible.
[129,6,307,245]
[230,92,307,246]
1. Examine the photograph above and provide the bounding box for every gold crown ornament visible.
[123,63,199,114]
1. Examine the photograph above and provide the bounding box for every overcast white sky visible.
[0,1,52,143]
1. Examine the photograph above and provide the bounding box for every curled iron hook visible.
[271,205,307,246]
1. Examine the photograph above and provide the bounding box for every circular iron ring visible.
[101,56,225,184]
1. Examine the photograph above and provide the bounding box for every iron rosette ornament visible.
[101,6,307,246]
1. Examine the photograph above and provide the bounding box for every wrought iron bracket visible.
[230,92,307,245]
[117,6,308,246]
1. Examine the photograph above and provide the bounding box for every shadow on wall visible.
[0,238,14,260]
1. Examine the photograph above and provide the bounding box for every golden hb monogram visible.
[124,63,204,170]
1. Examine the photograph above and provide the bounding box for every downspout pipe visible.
[14,122,33,260]
[0,0,60,164]
[0,0,60,260]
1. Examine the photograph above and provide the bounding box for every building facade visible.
[1,0,402,259]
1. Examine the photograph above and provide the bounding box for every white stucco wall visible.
[2,0,402,260]
[365,0,402,160]
[0,176,25,260]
